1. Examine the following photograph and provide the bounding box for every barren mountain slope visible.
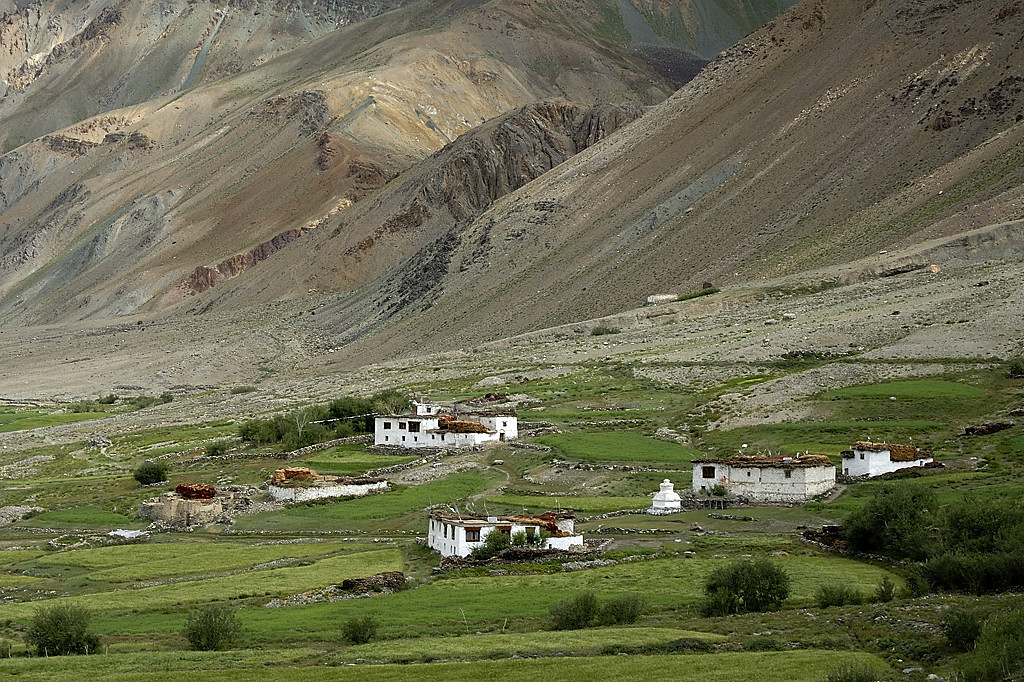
[3,0,785,326]
[234,0,1023,362]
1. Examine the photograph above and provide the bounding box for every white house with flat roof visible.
[692,453,835,503]
[374,402,516,448]
[427,511,581,558]
[841,441,933,477]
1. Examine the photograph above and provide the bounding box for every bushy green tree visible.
[549,592,599,630]
[133,460,169,485]
[843,482,936,560]
[182,604,241,651]
[26,604,100,656]
[341,614,379,644]
[701,558,790,616]
[597,594,645,625]
[943,607,983,652]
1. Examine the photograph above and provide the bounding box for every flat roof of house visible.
[692,454,835,468]
[843,441,932,461]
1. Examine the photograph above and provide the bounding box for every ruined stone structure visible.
[139,486,245,529]
[266,466,388,502]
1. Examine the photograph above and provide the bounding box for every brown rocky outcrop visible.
[184,227,309,295]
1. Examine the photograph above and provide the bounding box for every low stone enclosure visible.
[266,466,389,503]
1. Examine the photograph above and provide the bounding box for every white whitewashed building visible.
[647,479,682,514]
[374,402,517,448]
[841,441,933,477]
[692,454,835,503]
[427,511,582,558]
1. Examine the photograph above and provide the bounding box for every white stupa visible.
[648,479,682,515]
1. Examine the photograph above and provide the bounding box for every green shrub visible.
[97,394,118,405]
[230,385,256,394]
[814,582,863,608]
[206,441,230,457]
[549,591,599,630]
[0,638,12,658]
[943,607,983,652]
[824,662,879,682]
[701,558,790,616]
[1006,357,1024,379]
[959,607,1024,681]
[133,460,169,486]
[590,326,620,336]
[182,604,242,651]
[597,594,645,625]
[874,575,896,603]
[25,604,100,656]
[470,530,511,560]
[341,614,379,644]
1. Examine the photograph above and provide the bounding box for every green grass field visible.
[536,432,701,466]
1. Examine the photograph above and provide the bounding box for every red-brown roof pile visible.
[437,413,490,433]
[176,483,216,499]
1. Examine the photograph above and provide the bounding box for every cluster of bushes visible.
[843,482,1024,595]
[67,393,173,413]
[549,591,645,630]
[814,576,895,608]
[238,389,411,451]
[700,557,790,616]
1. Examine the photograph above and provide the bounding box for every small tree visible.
[183,604,241,651]
[26,604,100,656]
[133,461,168,485]
[341,614,379,644]
[959,608,1024,681]
[549,592,599,630]
[874,575,896,603]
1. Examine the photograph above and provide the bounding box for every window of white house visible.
[859,453,864,459]
[399,422,406,429]
[408,421,420,433]
[702,466,716,479]
[785,470,792,478]
[465,528,481,542]
[502,421,507,427]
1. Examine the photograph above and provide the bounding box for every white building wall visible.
[545,535,584,551]
[842,448,933,477]
[474,415,518,442]
[268,480,388,503]
[428,519,561,557]
[692,462,835,502]
[374,415,440,447]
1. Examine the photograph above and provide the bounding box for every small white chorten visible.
[648,478,682,514]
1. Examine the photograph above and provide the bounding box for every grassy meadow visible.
[1,360,1022,680]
